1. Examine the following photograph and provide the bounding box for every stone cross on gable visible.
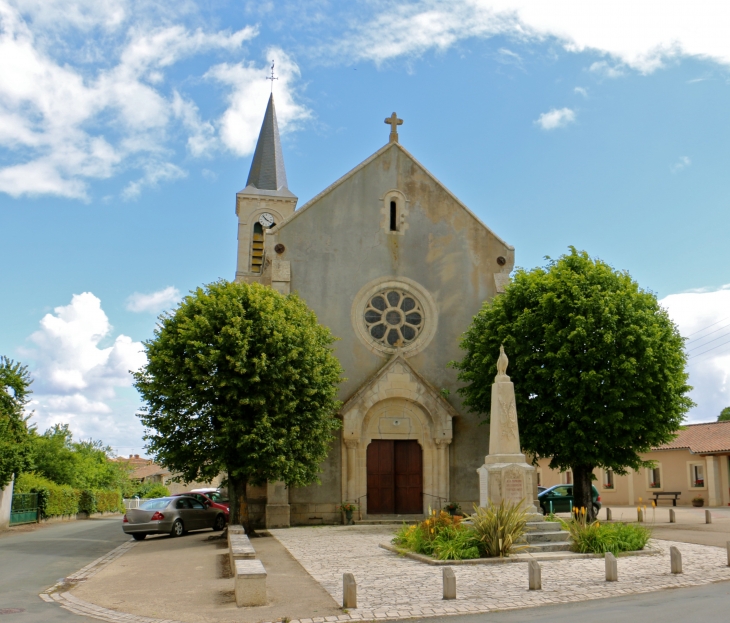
[384,112,403,143]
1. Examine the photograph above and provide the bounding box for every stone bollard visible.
[528,560,542,590]
[727,541,730,567]
[443,567,456,600]
[705,510,712,524]
[670,546,682,574]
[605,552,618,582]
[343,573,357,609]
[606,508,612,521]
[669,508,675,523]
[637,508,644,523]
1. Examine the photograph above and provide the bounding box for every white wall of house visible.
[0,477,14,531]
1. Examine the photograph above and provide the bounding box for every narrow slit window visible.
[389,200,398,231]
[251,222,264,273]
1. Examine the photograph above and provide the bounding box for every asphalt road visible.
[0,517,128,622]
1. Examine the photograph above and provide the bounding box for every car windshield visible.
[139,498,172,510]
[207,491,228,503]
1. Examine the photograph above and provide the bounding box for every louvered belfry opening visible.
[251,222,264,272]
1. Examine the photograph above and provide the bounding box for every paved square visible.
[270,525,730,621]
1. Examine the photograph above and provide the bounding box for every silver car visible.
[123,496,227,540]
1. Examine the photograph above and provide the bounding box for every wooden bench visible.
[234,559,267,607]
[229,533,256,571]
[652,491,681,506]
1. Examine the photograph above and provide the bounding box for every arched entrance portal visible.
[367,439,422,514]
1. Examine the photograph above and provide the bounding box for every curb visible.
[379,542,661,565]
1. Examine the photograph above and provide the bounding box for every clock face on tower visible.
[258,213,275,228]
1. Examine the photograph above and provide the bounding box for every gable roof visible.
[654,421,730,454]
[273,141,514,250]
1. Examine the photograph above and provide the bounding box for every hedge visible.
[15,473,123,518]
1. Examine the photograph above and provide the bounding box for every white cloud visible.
[670,155,691,174]
[207,47,311,157]
[22,292,147,444]
[661,286,730,422]
[0,2,307,200]
[334,1,730,73]
[123,161,187,200]
[535,107,575,130]
[126,286,181,314]
[588,60,624,78]
[574,86,588,97]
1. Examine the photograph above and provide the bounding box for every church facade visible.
[235,95,514,526]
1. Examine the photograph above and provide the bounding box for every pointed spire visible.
[246,94,288,191]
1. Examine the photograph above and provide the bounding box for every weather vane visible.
[267,60,278,93]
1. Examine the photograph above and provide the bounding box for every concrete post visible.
[669,508,676,523]
[343,573,357,609]
[706,456,720,507]
[705,510,712,524]
[727,541,730,567]
[670,546,682,574]
[443,567,456,600]
[637,508,643,523]
[606,507,612,521]
[528,560,542,590]
[605,552,618,582]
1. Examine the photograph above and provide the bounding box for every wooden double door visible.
[367,440,423,514]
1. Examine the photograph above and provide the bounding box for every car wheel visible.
[213,514,226,531]
[593,504,600,517]
[132,533,146,541]
[170,519,184,538]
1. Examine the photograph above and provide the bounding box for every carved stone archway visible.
[340,356,457,515]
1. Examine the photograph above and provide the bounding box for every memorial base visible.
[477,457,537,512]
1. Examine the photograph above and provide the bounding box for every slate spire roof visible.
[245,93,288,192]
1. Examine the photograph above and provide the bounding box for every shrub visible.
[139,483,170,498]
[393,510,480,560]
[95,489,123,513]
[78,489,97,514]
[568,519,651,554]
[15,472,79,518]
[467,500,529,557]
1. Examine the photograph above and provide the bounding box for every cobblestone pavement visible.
[269,525,730,621]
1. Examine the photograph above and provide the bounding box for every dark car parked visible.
[123,496,226,540]
[172,492,229,523]
[538,484,602,516]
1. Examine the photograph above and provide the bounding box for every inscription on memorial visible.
[504,476,524,501]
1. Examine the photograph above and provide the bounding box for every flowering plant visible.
[693,480,704,487]
[444,502,462,514]
[649,482,660,488]
[603,483,614,489]
[339,502,358,512]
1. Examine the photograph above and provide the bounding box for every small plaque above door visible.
[378,417,412,435]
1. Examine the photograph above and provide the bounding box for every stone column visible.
[265,481,290,529]
[0,476,14,532]
[719,455,730,507]
[435,439,451,506]
[344,440,359,502]
[706,456,720,507]
[627,468,635,506]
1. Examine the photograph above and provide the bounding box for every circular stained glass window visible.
[363,289,424,348]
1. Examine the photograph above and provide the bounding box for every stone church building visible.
[235,95,514,526]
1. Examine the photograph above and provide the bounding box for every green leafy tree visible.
[718,407,730,422]
[133,280,343,532]
[0,357,34,488]
[454,248,693,521]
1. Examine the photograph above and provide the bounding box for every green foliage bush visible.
[467,500,529,557]
[15,472,122,517]
[137,483,170,499]
[393,511,480,560]
[568,519,651,554]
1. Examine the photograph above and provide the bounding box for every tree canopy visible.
[453,248,693,520]
[0,356,34,488]
[133,280,343,530]
[718,407,730,422]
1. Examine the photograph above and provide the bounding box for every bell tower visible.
[235,94,297,282]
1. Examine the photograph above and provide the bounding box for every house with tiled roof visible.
[535,421,730,508]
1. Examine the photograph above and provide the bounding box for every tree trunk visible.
[572,465,596,522]
[228,474,251,534]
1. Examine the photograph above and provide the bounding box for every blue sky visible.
[1,1,730,455]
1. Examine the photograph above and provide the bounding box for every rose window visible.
[363,289,424,348]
